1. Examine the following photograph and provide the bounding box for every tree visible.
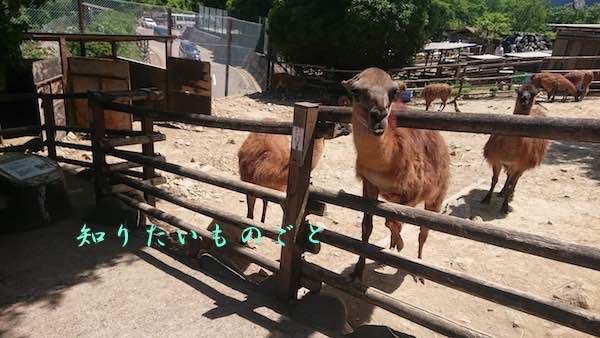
[474,11,511,40]
[509,0,548,32]
[69,11,143,60]
[226,0,272,22]
[269,0,430,69]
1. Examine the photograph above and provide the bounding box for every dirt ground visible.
[2,92,599,337]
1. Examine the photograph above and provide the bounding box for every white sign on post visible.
[0,156,55,181]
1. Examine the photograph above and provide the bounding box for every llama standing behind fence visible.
[532,73,581,102]
[238,119,350,223]
[342,68,450,283]
[564,70,594,99]
[482,84,549,214]
[422,83,453,111]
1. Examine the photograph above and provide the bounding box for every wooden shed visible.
[545,24,600,69]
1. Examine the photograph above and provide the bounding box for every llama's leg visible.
[385,219,403,251]
[260,199,268,223]
[425,99,432,111]
[498,173,511,197]
[246,195,256,219]
[501,171,523,214]
[482,164,501,204]
[350,180,379,283]
[439,97,448,111]
[422,199,443,259]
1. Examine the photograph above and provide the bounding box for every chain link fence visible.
[22,0,268,98]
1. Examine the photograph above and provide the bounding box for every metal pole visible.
[167,8,173,58]
[224,17,233,96]
[77,0,86,56]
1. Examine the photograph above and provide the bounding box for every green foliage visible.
[226,0,272,21]
[549,4,600,25]
[509,0,548,32]
[202,0,226,9]
[69,11,142,60]
[474,11,511,40]
[21,40,52,59]
[269,0,430,69]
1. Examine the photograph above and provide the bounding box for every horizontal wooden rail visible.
[53,125,149,136]
[111,176,167,194]
[0,89,162,103]
[102,133,166,148]
[107,149,286,205]
[309,186,600,272]
[101,101,293,135]
[111,174,281,240]
[0,126,41,138]
[107,161,142,172]
[25,32,175,42]
[114,193,317,289]
[55,156,93,168]
[114,191,490,338]
[301,262,492,338]
[315,228,600,336]
[317,106,600,143]
[0,140,45,153]
[114,193,281,274]
[55,141,92,152]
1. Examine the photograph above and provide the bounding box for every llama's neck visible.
[514,103,532,115]
[352,114,397,172]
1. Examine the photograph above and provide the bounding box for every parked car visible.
[141,17,157,29]
[153,26,169,36]
[179,40,201,61]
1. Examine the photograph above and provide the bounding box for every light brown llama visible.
[238,120,350,223]
[564,70,594,99]
[422,83,453,111]
[342,68,450,283]
[531,73,581,102]
[481,84,549,214]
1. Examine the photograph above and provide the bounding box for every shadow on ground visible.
[446,188,511,221]
[545,141,600,183]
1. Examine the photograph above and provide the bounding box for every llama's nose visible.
[369,108,387,122]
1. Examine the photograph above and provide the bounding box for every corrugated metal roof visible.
[548,24,600,29]
[423,42,477,51]
[467,54,503,60]
[505,51,553,58]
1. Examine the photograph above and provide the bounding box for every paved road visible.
[137,27,258,98]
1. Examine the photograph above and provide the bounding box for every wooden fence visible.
[277,56,600,102]
[2,89,600,336]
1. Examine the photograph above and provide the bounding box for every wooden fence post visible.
[42,95,57,160]
[277,102,319,302]
[141,114,156,207]
[224,17,233,97]
[89,92,108,205]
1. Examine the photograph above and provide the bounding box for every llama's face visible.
[516,84,538,112]
[342,68,398,136]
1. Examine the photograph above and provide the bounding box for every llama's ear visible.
[341,79,355,93]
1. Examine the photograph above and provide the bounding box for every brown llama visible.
[422,83,453,111]
[531,73,581,102]
[238,120,350,223]
[342,68,450,283]
[564,70,594,99]
[481,84,549,214]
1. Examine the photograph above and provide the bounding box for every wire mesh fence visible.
[22,0,268,97]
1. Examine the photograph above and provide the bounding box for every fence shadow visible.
[545,141,600,184]
[446,188,510,221]
[322,262,408,329]
[0,173,145,336]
